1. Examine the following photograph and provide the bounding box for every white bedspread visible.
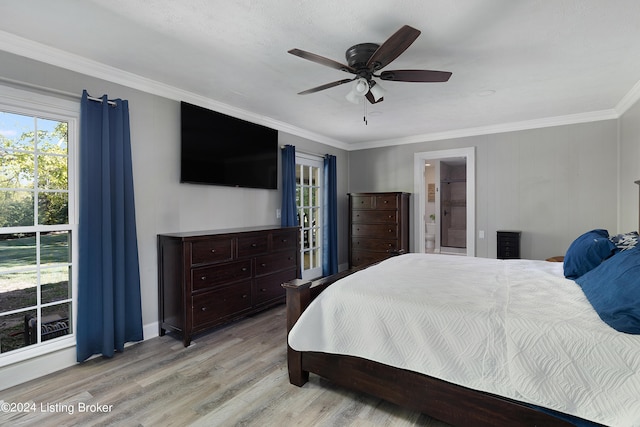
[288,254,640,426]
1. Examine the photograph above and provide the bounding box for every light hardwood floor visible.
[0,306,451,427]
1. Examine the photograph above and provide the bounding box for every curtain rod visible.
[0,75,117,106]
[280,145,325,158]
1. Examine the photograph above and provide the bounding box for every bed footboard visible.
[282,267,367,386]
[282,278,311,386]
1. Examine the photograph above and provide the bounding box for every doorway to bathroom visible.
[414,147,475,256]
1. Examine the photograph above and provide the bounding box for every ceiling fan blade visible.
[297,78,354,95]
[365,91,384,104]
[379,69,452,82]
[366,25,421,71]
[288,48,355,74]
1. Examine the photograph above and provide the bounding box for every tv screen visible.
[180,102,278,189]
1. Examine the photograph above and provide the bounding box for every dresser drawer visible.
[351,250,388,268]
[253,268,296,305]
[375,194,399,209]
[500,248,518,258]
[352,223,398,237]
[255,250,297,277]
[191,238,233,265]
[238,234,269,257]
[351,195,374,209]
[192,282,252,326]
[271,230,297,252]
[499,237,519,248]
[192,259,252,291]
[352,209,397,224]
[351,237,398,252]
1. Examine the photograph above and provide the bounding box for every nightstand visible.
[497,231,521,259]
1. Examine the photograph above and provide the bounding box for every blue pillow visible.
[609,231,639,252]
[575,245,640,334]
[563,229,616,279]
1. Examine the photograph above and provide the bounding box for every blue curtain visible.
[77,90,143,362]
[323,154,338,276]
[281,145,298,227]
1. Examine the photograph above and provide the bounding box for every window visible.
[0,86,78,364]
[296,154,323,280]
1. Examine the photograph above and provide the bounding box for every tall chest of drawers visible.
[349,192,410,268]
[157,226,300,346]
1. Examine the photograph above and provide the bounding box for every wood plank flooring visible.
[0,306,451,426]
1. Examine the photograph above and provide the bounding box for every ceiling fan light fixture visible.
[346,78,369,104]
[354,78,369,94]
[345,91,360,104]
[290,25,452,105]
[369,80,385,102]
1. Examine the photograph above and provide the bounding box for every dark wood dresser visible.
[497,230,522,259]
[157,226,300,346]
[349,192,410,268]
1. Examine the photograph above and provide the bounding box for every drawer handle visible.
[251,243,257,247]
[260,288,267,292]
[241,267,248,272]
[242,294,248,299]
[281,239,287,243]
[210,249,216,253]
[201,307,207,312]
[388,215,393,219]
[388,229,393,233]
[200,276,207,280]
[384,200,389,204]
[261,263,267,267]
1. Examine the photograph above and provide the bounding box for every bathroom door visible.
[440,162,467,248]
[414,147,475,256]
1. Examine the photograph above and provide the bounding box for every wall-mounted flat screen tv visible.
[180,101,278,189]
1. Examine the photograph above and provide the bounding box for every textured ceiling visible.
[1,0,640,149]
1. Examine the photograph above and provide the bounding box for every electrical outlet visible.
[479,230,485,239]
[276,208,281,219]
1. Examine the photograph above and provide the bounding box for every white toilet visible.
[426,222,436,252]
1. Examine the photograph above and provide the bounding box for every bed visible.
[283,184,640,427]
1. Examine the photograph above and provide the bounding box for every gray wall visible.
[620,99,640,231]
[349,120,623,260]
[1,46,639,389]
[0,51,349,388]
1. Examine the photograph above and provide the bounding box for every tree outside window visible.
[0,111,72,355]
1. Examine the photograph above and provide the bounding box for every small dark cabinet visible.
[497,230,521,259]
[158,226,300,346]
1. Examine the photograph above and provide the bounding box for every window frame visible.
[0,85,79,367]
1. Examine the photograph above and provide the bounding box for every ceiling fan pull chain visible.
[363,99,368,125]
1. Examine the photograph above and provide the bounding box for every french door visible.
[296,154,323,280]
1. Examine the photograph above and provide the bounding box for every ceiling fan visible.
[288,25,452,104]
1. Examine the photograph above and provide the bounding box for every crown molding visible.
[0,30,630,153]
[0,30,349,151]
[615,78,640,115]
[350,109,620,151]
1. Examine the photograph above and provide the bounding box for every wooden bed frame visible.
[282,181,640,426]
[283,274,585,427]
